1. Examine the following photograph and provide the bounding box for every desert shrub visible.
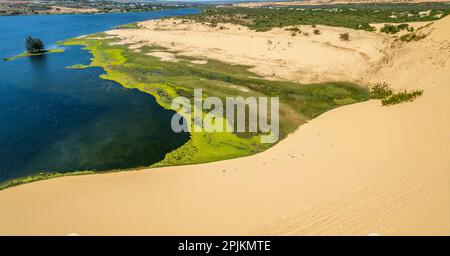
[313,29,321,35]
[381,90,423,105]
[286,27,302,36]
[380,24,397,33]
[370,83,393,99]
[285,27,301,32]
[370,83,423,105]
[380,23,411,34]
[396,23,409,30]
[400,32,427,42]
[339,32,350,41]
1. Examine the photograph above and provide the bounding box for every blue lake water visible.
[0,9,198,182]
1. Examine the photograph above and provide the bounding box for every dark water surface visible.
[0,9,197,182]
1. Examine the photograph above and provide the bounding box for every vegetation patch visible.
[114,22,141,29]
[381,90,423,106]
[285,27,302,36]
[183,4,450,32]
[400,32,427,42]
[380,23,413,34]
[370,83,393,99]
[339,32,350,41]
[370,83,423,105]
[0,171,95,191]
[3,48,64,61]
[66,63,90,69]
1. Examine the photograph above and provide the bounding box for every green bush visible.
[0,171,95,191]
[286,27,302,36]
[381,90,423,105]
[370,83,423,105]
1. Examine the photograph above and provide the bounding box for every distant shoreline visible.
[0,8,177,18]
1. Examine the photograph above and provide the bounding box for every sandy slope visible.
[0,17,449,235]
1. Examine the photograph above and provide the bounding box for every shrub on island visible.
[25,36,45,54]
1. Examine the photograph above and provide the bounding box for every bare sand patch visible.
[146,51,179,62]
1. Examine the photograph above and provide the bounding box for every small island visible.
[3,36,64,61]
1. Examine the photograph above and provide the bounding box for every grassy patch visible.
[66,63,90,69]
[339,32,350,41]
[114,22,140,29]
[0,171,95,191]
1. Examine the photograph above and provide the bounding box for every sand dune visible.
[106,19,388,84]
[0,17,449,235]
